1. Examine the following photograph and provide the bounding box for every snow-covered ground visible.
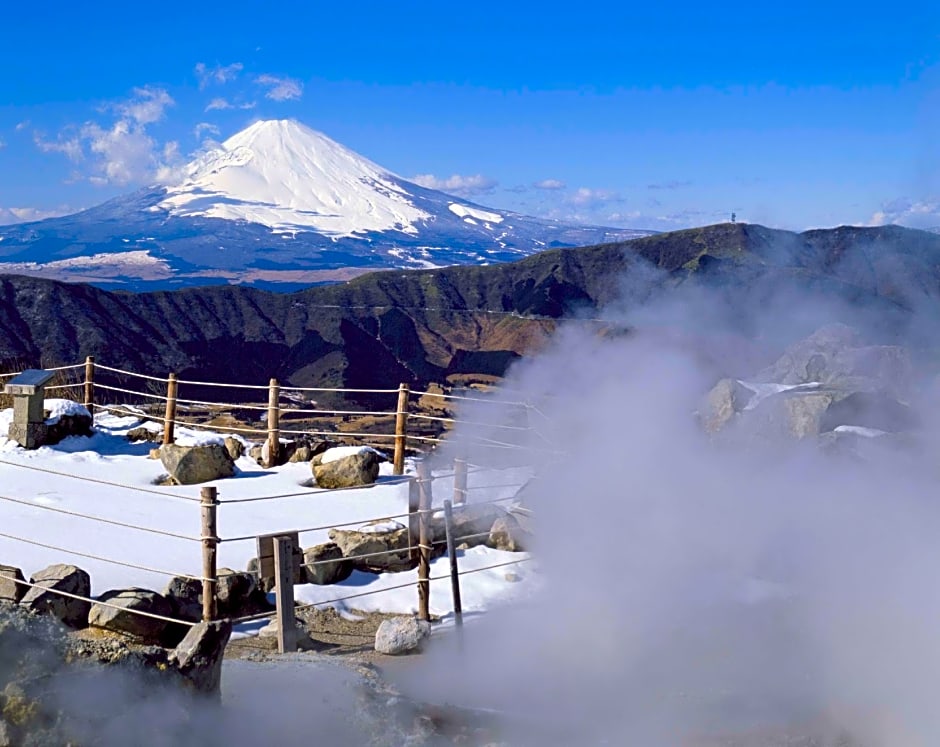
[0,403,535,629]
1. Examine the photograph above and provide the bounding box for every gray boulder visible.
[20,564,91,628]
[303,542,353,585]
[706,324,917,443]
[312,448,382,489]
[125,426,162,443]
[818,391,918,433]
[258,616,306,640]
[160,443,235,485]
[374,616,431,655]
[216,568,257,616]
[162,576,203,622]
[0,565,25,604]
[435,503,511,548]
[747,391,836,439]
[287,436,339,464]
[755,323,911,398]
[701,377,756,433]
[168,619,232,694]
[488,514,531,553]
[329,520,415,573]
[223,436,245,461]
[88,588,172,642]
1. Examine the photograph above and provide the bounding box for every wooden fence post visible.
[416,461,432,622]
[453,456,468,506]
[163,373,178,446]
[83,356,95,416]
[443,499,463,629]
[393,383,410,475]
[266,378,280,468]
[408,476,420,564]
[274,534,298,653]
[200,486,218,622]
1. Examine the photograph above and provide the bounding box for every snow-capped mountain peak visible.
[0,119,654,289]
[159,119,429,236]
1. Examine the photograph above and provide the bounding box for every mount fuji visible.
[0,120,652,290]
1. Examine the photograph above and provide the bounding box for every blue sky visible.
[1,0,938,231]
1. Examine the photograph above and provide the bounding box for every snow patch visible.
[356,520,406,534]
[318,445,386,464]
[44,399,91,425]
[0,250,169,273]
[833,425,888,438]
[737,381,824,411]
[448,203,504,224]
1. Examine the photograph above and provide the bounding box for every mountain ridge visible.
[0,222,938,403]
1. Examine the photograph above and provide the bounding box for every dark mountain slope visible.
[0,223,938,402]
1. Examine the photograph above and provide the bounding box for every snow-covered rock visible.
[312,447,382,488]
[374,616,431,655]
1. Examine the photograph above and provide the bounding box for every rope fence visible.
[0,529,209,583]
[9,575,198,628]
[0,357,542,647]
[0,493,201,542]
[232,556,533,626]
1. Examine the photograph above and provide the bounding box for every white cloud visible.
[116,86,174,126]
[34,87,181,186]
[869,198,940,229]
[80,121,160,185]
[410,173,498,197]
[256,74,304,101]
[0,138,5,149]
[205,97,256,112]
[194,62,243,89]
[194,122,221,140]
[15,121,29,132]
[568,187,621,207]
[0,205,74,225]
[533,178,566,190]
[34,131,83,161]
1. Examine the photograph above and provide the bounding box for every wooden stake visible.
[393,383,409,475]
[266,378,280,468]
[200,486,218,622]
[83,356,95,416]
[274,535,297,654]
[443,499,463,629]
[453,456,468,506]
[162,373,178,446]
[416,461,432,622]
[408,476,420,564]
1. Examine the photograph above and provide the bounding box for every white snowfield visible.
[0,250,169,272]
[448,203,504,225]
[158,120,432,237]
[0,406,535,629]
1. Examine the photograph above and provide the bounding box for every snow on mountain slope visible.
[0,119,656,290]
[158,120,430,236]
